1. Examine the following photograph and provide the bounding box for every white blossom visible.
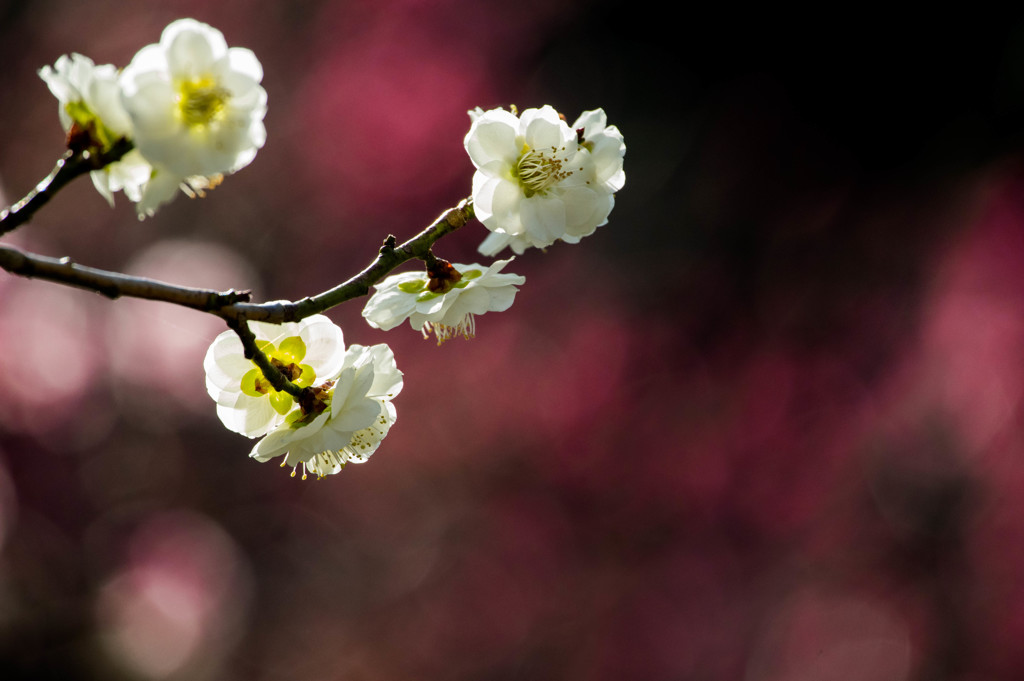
[203,315,346,438]
[250,344,403,480]
[362,258,525,344]
[120,18,267,218]
[465,105,622,256]
[38,53,152,206]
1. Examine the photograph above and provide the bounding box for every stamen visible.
[515,146,573,197]
[422,314,476,345]
[177,77,230,127]
[180,174,223,199]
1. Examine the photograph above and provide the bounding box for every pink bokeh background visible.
[3,2,1024,679]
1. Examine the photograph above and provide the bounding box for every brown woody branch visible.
[0,199,474,396]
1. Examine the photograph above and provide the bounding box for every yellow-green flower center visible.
[177,76,230,127]
[397,269,482,302]
[514,145,571,197]
[240,335,315,415]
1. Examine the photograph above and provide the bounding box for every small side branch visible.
[0,198,475,325]
[0,138,133,236]
[281,199,475,322]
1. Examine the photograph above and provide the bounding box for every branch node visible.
[208,288,253,309]
[97,285,121,300]
[445,207,467,228]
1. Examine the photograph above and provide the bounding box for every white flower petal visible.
[251,411,330,461]
[329,398,380,433]
[478,231,513,256]
[588,131,626,191]
[521,106,570,149]
[570,109,607,137]
[447,286,493,317]
[297,314,346,376]
[90,172,116,207]
[347,344,404,399]
[205,337,251,390]
[484,285,518,312]
[362,288,418,331]
[217,396,279,438]
[520,195,565,245]
[465,113,520,168]
[135,167,181,219]
[226,47,264,84]
[163,19,227,77]
[483,177,525,234]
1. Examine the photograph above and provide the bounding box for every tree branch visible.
[0,149,473,398]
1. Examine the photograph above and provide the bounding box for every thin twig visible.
[0,139,133,236]
[280,200,474,323]
[225,317,305,398]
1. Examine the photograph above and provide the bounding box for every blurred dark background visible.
[2,2,1024,679]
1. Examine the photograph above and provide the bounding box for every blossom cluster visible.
[39,18,266,218]
[51,23,628,478]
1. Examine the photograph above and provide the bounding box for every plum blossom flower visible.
[250,344,403,480]
[361,258,525,344]
[120,18,267,218]
[465,105,623,256]
[38,53,152,206]
[203,315,346,438]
